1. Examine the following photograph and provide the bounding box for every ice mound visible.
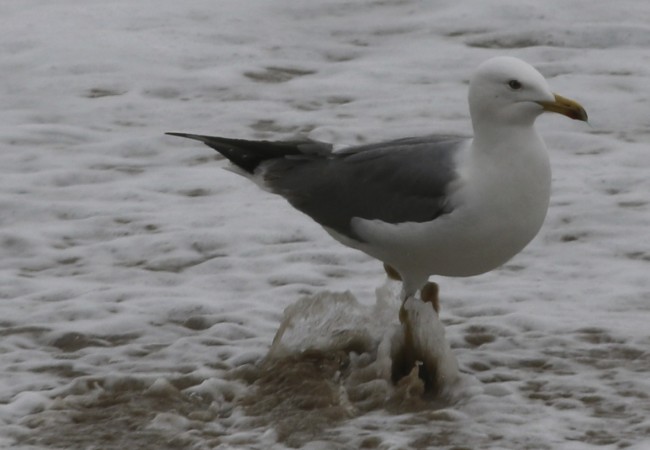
[268,283,461,397]
[234,283,464,445]
[268,290,377,358]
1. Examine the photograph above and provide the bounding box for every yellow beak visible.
[538,93,588,122]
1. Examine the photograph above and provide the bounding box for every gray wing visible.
[264,135,465,241]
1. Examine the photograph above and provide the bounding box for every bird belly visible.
[350,211,544,280]
[348,151,551,280]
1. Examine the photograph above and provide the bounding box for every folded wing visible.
[167,133,464,241]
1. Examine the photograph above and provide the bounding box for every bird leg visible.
[383,262,402,281]
[384,261,440,315]
[399,280,440,323]
[421,281,440,314]
[384,262,449,392]
[392,280,443,391]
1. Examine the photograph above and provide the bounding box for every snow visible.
[1,0,649,449]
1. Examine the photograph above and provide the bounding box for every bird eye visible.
[508,79,523,90]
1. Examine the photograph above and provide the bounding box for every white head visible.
[468,56,587,131]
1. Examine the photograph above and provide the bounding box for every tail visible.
[166,132,332,174]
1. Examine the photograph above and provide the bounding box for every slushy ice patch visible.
[12,284,465,449]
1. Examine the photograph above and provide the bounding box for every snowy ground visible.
[1,1,649,449]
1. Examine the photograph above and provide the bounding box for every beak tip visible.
[573,109,589,122]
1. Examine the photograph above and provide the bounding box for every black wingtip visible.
[165,132,322,175]
[166,132,203,141]
[166,132,224,147]
[165,132,259,173]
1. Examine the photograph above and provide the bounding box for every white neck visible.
[472,120,545,159]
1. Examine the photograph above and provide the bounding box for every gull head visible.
[468,56,587,129]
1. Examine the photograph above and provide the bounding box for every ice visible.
[1,0,650,448]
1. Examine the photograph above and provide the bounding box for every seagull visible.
[167,56,587,301]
